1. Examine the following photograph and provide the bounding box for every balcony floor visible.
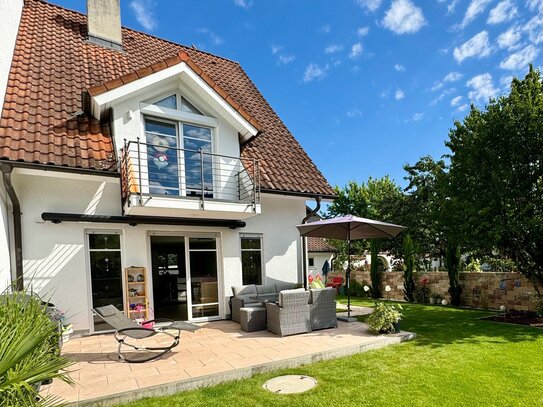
[41,315,415,406]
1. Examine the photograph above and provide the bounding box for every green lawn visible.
[121,298,543,407]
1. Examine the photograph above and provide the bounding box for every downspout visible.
[0,163,23,290]
[301,196,321,289]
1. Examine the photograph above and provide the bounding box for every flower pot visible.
[430,298,436,304]
[392,321,401,333]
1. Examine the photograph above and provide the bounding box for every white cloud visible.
[461,0,492,29]
[382,0,426,34]
[466,73,499,102]
[457,104,469,112]
[349,43,363,59]
[430,87,457,105]
[487,1,517,25]
[395,89,405,100]
[431,82,444,92]
[444,71,463,82]
[450,95,463,106]
[497,27,522,50]
[453,31,492,63]
[271,45,295,64]
[346,108,363,118]
[197,28,224,46]
[524,15,543,45]
[233,0,252,8]
[278,54,295,64]
[394,64,406,72]
[357,26,370,36]
[322,24,331,34]
[325,44,343,54]
[129,0,157,31]
[271,45,282,55]
[303,63,328,83]
[499,44,539,71]
[500,75,513,89]
[526,0,543,13]
[446,0,461,14]
[356,0,384,12]
[412,112,424,121]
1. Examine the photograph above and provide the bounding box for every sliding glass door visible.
[150,235,220,321]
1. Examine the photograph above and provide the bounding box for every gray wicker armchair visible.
[265,289,311,337]
[309,287,338,330]
[231,285,260,322]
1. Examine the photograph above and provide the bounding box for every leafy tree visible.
[446,67,543,292]
[326,176,405,258]
[402,156,448,267]
[403,234,416,302]
[446,240,462,305]
[370,239,381,299]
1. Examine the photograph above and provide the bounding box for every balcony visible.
[120,140,261,220]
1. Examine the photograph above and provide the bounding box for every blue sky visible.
[58,0,542,189]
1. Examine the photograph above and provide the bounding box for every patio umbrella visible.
[296,215,405,319]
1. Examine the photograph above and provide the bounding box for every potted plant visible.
[366,302,403,334]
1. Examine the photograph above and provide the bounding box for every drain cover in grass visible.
[263,375,317,394]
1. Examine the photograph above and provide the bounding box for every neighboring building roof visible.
[0,0,335,197]
[307,237,337,253]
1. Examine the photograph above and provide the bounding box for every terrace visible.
[40,316,415,406]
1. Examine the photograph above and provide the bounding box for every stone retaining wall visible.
[329,270,539,311]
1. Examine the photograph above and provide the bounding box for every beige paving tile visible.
[47,319,413,403]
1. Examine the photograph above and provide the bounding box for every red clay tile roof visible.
[87,51,263,132]
[307,237,337,253]
[0,0,335,196]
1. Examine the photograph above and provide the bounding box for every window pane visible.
[189,251,218,305]
[183,125,213,196]
[189,238,216,250]
[180,97,202,115]
[241,238,261,250]
[242,250,262,285]
[89,234,120,250]
[90,250,123,332]
[145,119,179,195]
[154,95,177,110]
[183,125,211,142]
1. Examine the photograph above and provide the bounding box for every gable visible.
[87,51,260,143]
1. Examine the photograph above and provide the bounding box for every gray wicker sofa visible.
[231,282,297,322]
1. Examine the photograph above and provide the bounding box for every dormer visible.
[86,51,262,219]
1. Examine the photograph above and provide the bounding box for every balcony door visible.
[144,118,213,198]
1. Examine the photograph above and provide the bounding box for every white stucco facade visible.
[308,252,335,280]
[7,169,305,332]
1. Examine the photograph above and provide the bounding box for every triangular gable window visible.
[181,97,202,115]
[154,95,177,109]
[153,95,202,116]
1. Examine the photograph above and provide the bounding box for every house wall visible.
[308,252,334,280]
[0,0,23,114]
[0,180,11,291]
[13,170,305,332]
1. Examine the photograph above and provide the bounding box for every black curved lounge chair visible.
[93,305,200,363]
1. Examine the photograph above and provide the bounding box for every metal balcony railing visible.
[120,139,260,211]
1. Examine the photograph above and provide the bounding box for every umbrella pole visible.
[347,231,351,318]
